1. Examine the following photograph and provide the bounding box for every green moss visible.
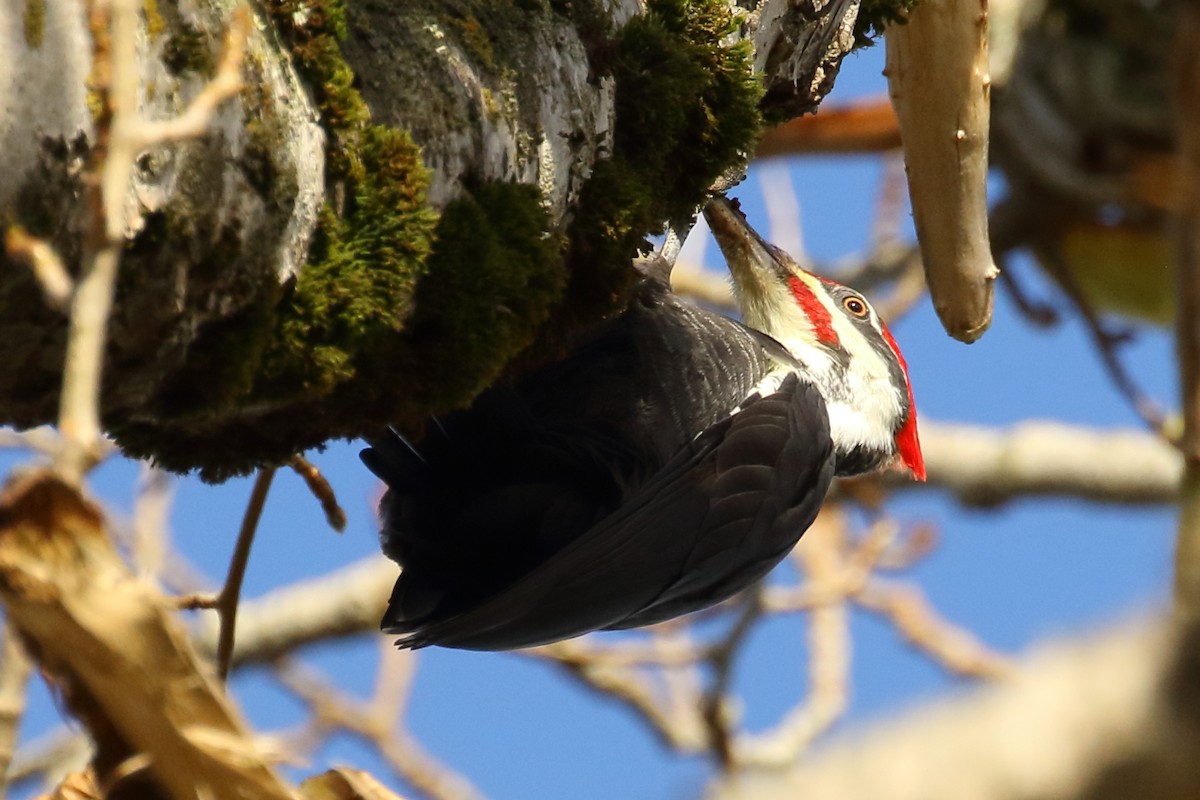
[855,0,920,44]
[162,25,216,77]
[255,0,437,404]
[261,126,438,398]
[143,0,165,38]
[23,0,44,48]
[267,0,366,146]
[616,0,760,220]
[403,182,565,408]
[111,0,762,479]
[557,0,762,328]
[444,13,495,69]
[155,292,278,415]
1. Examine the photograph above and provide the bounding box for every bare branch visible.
[703,592,765,767]
[885,0,997,342]
[896,420,1181,506]
[1035,247,1171,434]
[279,660,484,800]
[192,557,394,667]
[0,625,33,799]
[7,730,91,791]
[707,620,1200,800]
[3,228,73,311]
[755,98,901,159]
[54,0,248,484]
[131,9,248,147]
[131,465,173,580]
[0,471,293,799]
[524,644,710,754]
[670,267,735,311]
[287,456,347,533]
[216,467,277,682]
[0,428,65,459]
[736,523,851,768]
[1173,6,1200,619]
[857,581,1015,679]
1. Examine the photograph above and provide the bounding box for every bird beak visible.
[703,197,796,294]
[704,196,835,350]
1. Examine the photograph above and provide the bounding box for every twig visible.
[1173,6,1200,618]
[1041,249,1170,435]
[0,625,32,799]
[736,515,851,767]
[131,464,174,579]
[96,753,153,798]
[527,635,707,670]
[6,730,92,792]
[755,98,902,159]
[373,641,417,728]
[527,646,709,754]
[131,9,248,147]
[651,629,706,747]
[857,581,1015,679]
[175,593,218,611]
[701,590,764,768]
[871,248,927,324]
[0,427,63,458]
[870,152,909,251]
[278,660,485,800]
[287,455,346,532]
[55,0,248,484]
[759,164,807,263]
[192,557,394,667]
[216,466,277,682]
[4,228,73,311]
[56,0,136,484]
[874,523,939,571]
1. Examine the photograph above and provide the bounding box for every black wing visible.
[361,275,831,649]
[381,375,833,650]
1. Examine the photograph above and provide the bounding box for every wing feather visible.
[391,374,834,649]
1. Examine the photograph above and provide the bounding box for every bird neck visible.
[765,338,902,477]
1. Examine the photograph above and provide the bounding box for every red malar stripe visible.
[787,276,840,346]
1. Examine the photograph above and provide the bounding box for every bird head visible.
[703,197,925,481]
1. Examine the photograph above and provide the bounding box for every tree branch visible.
[1172,5,1200,619]
[0,625,32,799]
[893,420,1181,506]
[0,472,293,799]
[216,466,276,681]
[707,619,1200,800]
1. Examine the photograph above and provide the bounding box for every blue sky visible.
[8,43,1180,800]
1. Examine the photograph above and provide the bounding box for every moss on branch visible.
[38,0,768,479]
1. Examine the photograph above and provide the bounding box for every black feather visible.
[361,275,834,650]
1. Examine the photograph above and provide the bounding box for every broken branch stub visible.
[886,0,997,342]
[0,470,293,800]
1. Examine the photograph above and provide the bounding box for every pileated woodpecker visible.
[362,197,924,650]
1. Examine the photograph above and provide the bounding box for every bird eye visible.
[843,295,869,317]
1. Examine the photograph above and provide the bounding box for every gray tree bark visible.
[0,0,880,478]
